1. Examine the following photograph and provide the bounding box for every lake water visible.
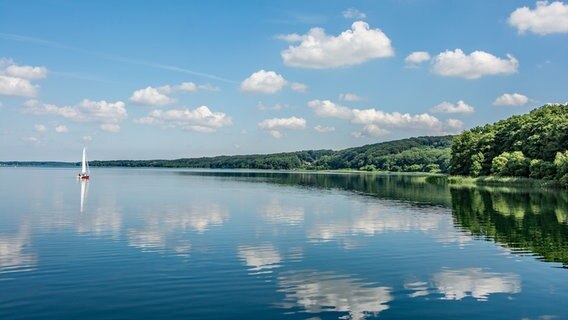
[1,167,567,319]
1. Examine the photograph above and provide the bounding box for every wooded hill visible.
[88,135,453,172]
[451,103,568,185]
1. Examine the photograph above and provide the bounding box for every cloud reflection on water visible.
[278,270,392,320]
[237,244,282,275]
[127,203,228,255]
[0,226,36,273]
[405,268,521,301]
[308,204,472,248]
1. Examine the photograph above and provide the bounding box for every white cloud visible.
[134,105,232,133]
[22,99,127,132]
[129,86,175,106]
[339,93,364,102]
[0,75,38,97]
[176,82,197,92]
[34,124,47,132]
[240,70,288,94]
[446,119,464,130]
[55,124,68,133]
[82,135,92,142]
[509,1,568,35]
[308,99,353,119]
[493,93,529,106]
[363,124,390,137]
[290,82,308,93]
[342,8,367,19]
[431,49,518,79]
[258,116,306,130]
[310,99,445,135]
[0,58,46,97]
[259,116,306,139]
[430,100,475,114]
[314,125,336,133]
[280,21,394,68]
[5,64,47,80]
[405,51,431,67]
[129,82,219,106]
[351,108,441,129]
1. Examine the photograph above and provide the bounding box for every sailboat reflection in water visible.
[79,179,89,213]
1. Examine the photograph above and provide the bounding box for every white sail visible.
[81,147,88,174]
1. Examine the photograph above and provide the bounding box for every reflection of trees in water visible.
[178,171,452,207]
[451,187,568,266]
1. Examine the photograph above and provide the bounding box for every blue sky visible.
[0,0,566,160]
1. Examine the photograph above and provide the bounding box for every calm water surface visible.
[1,167,567,319]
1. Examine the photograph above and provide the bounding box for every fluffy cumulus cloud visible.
[240,70,307,94]
[240,70,288,94]
[129,86,174,106]
[342,8,366,19]
[308,99,459,137]
[0,58,47,97]
[258,116,306,138]
[430,100,475,114]
[279,21,394,68]
[339,93,364,102]
[351,109,441,129]
[313,125,336,133]
[509,1,568,35]
[361,124,390,137]
[405,51,431,67]
[308,99,353,119]
[5,64,47,80]
[493,93,530,106]
[431,49,518,79]
[22,99,127,132]
[129,82,218,106]
[134,106,231,133]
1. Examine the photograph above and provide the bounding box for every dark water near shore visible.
[1,167,567,319]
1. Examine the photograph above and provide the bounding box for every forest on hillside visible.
[451,103,568,186]
[88,136,453,173]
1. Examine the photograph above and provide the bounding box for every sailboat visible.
[77,147,90,180]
